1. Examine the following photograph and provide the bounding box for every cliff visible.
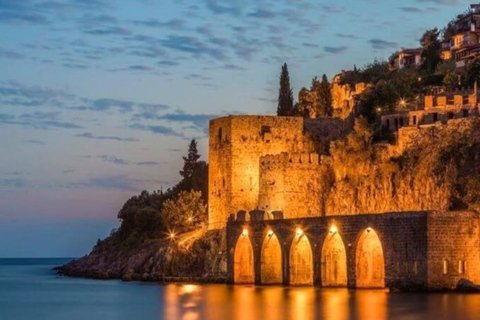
[57,229,227,282]
[321,117,480,215]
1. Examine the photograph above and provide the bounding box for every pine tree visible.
[277,63,294,116]
[420,28,441,75]
[180,139,200,181]
[316,74,333,117]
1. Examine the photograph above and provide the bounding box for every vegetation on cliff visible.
[58,139,226,281]
[320,117,480,215]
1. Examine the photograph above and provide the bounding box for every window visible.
[463,109,469,117]
[448,112,454,120]
[386,119,390,128]
[218,128,223,143]
[394,118,398,129]
[399,118,404,127]
[412,115,417,125]
[459,261,466,274]
[433,113,438,122]
[443,259,448,275]
[413,261,418,276]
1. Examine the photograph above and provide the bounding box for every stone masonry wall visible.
[427,211,480,289]
[227,210,480,290]
[258,152,322,219]
[208,116,316,229]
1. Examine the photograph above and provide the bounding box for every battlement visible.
[260,152,320,167]
[208,115,317,229]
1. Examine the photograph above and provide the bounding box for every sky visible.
[0,0,473,257]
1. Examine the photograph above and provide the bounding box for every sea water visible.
[1,258,480,320]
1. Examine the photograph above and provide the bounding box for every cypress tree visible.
[180,139,200,181]
[277,63,294,116]
[316,74,333,117]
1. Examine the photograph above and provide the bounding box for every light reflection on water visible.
[1,260,480,320]
[163,284,480,320]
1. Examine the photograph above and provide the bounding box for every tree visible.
[420,28,442,75]
[316,74,333,117]
[466,58,480,87]
[180,139,200,181]
[161,190,207,229]
[277,63,295,116]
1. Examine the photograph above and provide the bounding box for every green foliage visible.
[161,190,207,230]
[316,74,333,117]
[442,19,457,41]
[466,58,480,87]
[420,28,442,75]
[180,139,200,180]
[277,63,295,116]
[400,119,480,210]
[114,140,208,244]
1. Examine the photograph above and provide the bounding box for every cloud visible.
[0,47,25,59]
[158,112,219,133]
[324,46,348,54]
[137,161,160,166]
[82,175,139,192]
[202,0,244,16]
[133,18,185,29]
[92,154,160,166]
[84,26,131,36]
[0,178,25,188]
[416,0,464,5]
[400,6,438,13]
[160,35,227,60]
[247,8,276,19]
[97,155,130,165]
[369,39,398,50]
[129,123,183,137]
[24,139,45,145]
[0,113,83,130]
[75,132,139,142]
[336,33,358,39]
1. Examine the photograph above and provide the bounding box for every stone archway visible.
[321,232,347,287]
[289,233,313,285]
[261,232,283,284]
[356,228,385,288]
[234,233,254,284]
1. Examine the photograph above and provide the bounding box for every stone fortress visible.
[207,73,480,290]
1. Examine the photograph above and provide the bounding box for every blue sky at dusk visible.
[0,0,472,257]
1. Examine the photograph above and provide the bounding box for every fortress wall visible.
[258,152,321,219]
[208,116,316,229]
[427,211,480,289]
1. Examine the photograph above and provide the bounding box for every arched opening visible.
[356,228,385,288]
[261,231,282,284]
[289,232,313,285]
[321,232,347,287]
[234,233,254,284]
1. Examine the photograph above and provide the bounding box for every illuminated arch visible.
[234,233,254,284]
[321,232,347,287]
[261,231,282,284]
[289,232,313,285]
[356,228,385,288]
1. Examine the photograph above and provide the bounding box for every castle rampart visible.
[208,115,316,229]
[258,152,322,219]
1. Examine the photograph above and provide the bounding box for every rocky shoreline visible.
[55,229,227,283]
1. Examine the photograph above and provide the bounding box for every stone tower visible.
[207,115,315,229]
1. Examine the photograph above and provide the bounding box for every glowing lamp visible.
[296,228,303,237]
[329,225,338,234]
[169,232,175,239]
[242,228,248,237]
[267,230,274,237]
[188,217,193,222]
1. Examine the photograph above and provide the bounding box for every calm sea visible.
[1,258,480,320]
